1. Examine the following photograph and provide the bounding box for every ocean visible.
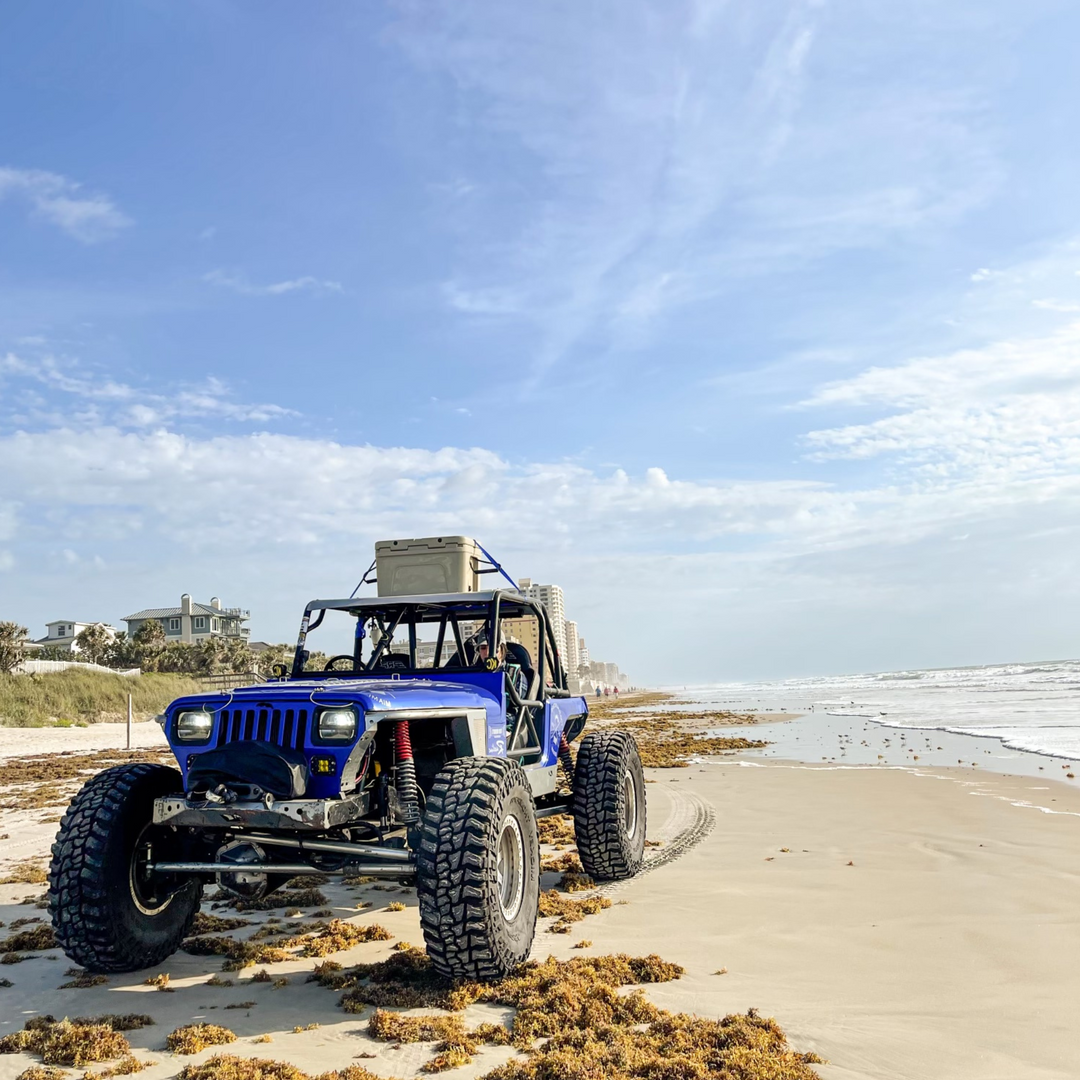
[666,657,1080,771]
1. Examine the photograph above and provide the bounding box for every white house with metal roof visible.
[123,594,250,645]
[32,620,118,653]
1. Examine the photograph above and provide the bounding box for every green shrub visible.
[0,670,205,727]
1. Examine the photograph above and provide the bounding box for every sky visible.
[2,0,1080,684]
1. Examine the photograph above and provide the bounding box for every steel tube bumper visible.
[153,794,369,831]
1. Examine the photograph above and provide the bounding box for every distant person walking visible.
[595,686,602,698]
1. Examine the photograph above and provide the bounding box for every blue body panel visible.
[164,672,586,798]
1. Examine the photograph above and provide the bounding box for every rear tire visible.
[49,763,202,973]
[573,731,646,881]
[417,757,539,981]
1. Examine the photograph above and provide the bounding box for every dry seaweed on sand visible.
[14,1065,67,1080]
[166,1023,237,1054]
[70,1016,153,1033]
[190,913,253,935]
[294,919,393,957]
[284,874,331,887]
[555,872,595,893]
[540,852,582,874]
[538,889,611,932]
[235,887,329,912]
[59,972,109,988]
[536,815,575,847]
[0,860,48,885]
[0,1017,131,1066]
[349,951,821,1079]
[80,1054,150,1078]
[613,716,767,768]
[181,934,291,970]
[0,924,56,952]
[176,1056,382,1080]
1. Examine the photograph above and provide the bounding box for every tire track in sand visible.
[597,783,715,897]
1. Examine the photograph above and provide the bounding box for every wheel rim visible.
[129,823,178,916]
[623,769,639,840]
[496,813,526,922]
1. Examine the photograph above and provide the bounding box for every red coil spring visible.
[395,719,413,760]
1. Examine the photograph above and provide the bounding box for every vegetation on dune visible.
[0,669,204,726]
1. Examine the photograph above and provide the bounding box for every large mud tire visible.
[573,730,647,881]
[49,762,202,973]
[417,757,539,981]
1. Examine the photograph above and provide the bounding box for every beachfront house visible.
[123,594,250,645]
[32,620,118,654]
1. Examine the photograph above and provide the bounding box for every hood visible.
[173,676,499,715]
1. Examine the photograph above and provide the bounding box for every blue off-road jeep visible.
[48,538,645,980]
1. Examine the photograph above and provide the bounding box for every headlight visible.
[176,710,214,742]
[317,707,358,742]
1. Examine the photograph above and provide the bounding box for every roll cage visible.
[289,589,570,697]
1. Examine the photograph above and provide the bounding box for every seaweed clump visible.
[0,924,56,952]
[190,913,253,935]
[166,1024,237,1054]
[176,1057,381,1080]
[536,815,575,848]
[352,952,820,1078]
[235,888,329,912]
[537,889,612,933]
[0,1016,131,1066]
[296,919,393,957]
[0,860,48,885]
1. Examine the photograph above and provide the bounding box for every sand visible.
[2,715,1079,1078]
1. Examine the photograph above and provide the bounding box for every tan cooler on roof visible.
[374,536,483,597]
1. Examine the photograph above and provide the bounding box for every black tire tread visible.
[48,762,201,973]
[416,757,538,981]
[573,730,646,881]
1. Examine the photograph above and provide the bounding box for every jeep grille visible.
[216,706,309,751]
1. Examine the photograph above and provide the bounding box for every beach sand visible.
[2,713,1079,1078]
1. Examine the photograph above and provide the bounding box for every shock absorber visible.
[558,732,576,793]
[394,720,421,824]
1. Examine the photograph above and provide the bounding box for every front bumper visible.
[153,792,369,831]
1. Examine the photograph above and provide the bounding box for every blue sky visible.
[3,0,1080,682]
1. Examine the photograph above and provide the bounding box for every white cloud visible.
[970,268,994,281]
[0,352,296,428]
[1032,298,1080,313]
[0,166,131,242]
[204,269,343,296]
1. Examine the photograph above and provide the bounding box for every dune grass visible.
[0,669,204,726]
